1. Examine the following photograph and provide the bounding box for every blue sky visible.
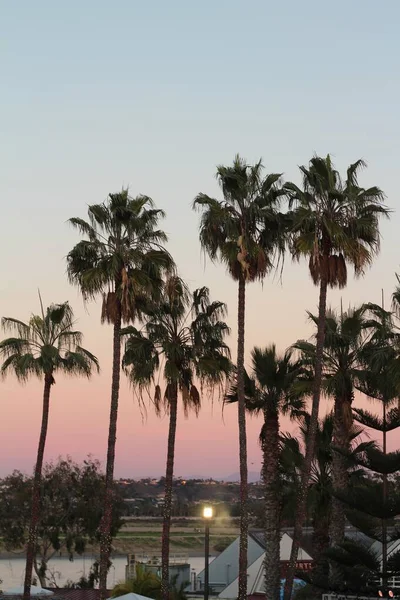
[1,1,400,476]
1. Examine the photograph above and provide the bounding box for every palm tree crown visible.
[281,413,335,514]
[241,345,305,420]
[122,276,231,406]
[193,154,287,282]
[0,299,99,381]
[285,155,389,288]
[294,306,369,420]
[67,189,174,322]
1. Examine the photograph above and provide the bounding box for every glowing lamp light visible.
[203,506,213,519]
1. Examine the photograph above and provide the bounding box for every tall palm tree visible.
[282,155,388,600]
[294,306,369,557]
[227,345,305,600]
[0,298,99,600]
[193,155,286,600]
[66,190,174,598]
[122,277,231,600]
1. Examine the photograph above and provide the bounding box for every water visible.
[0,556,213,589]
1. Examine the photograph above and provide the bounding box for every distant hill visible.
[179,472,261,483]
[177,471,261,483]
[223,471,261,483]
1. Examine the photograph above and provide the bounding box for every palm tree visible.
[66,190,174,598]
[294,306,369,557]
[282,155,388,600]
[280,414,366,593]
[227,345,305,600]
[193,155,286,600]
[281,414,334,585]
[122,277,231,600]
[0,298,99,600]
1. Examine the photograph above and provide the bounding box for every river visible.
[0,556,214,589]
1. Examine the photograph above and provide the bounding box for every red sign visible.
[280,561,313,577]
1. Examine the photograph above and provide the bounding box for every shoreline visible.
[0,533,233,562]
[0,549,217,561]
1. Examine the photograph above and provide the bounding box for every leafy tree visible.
[0,299,98,599]
[193,155,286,600]
[112,564,161,599]
[66,190,174,598]
[282,155,388,600]
[327,409,400,594]
[0,457,122,586]
[122,277,231,600]
[112,566,188,600]
[65,561,101,589]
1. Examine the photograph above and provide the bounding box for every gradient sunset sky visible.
[2,0,400,478]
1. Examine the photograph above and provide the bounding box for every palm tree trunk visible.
[23,373,53,600]
[329,394,351,586]
[283,273,328,600]
[311,513,330,591]
[99,306,122,600]
[237,274,248,600]
[382,400,388,588]
[161,383,178,600]
[263,409,280,600]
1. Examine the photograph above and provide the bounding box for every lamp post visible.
[203,506,213,600]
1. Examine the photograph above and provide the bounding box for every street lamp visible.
[203,506,213,600]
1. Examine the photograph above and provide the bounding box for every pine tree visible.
[327,304,400,596]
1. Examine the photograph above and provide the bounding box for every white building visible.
[194,530,313,597]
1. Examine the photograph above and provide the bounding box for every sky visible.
[1,0,400,478]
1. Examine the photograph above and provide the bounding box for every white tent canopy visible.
[113,594,156,600]
[2,587,54,597]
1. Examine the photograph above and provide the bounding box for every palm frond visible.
[285,155,389,287]
[0,301,98,383]
[67,190,174,320]
[193,157,287,282]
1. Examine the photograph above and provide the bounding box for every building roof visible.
[249,527,376,560]
[0,593,111,600]
[44,590,111,600]
[249,529,315,559]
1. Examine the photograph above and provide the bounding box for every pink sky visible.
[1,250,397,479]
